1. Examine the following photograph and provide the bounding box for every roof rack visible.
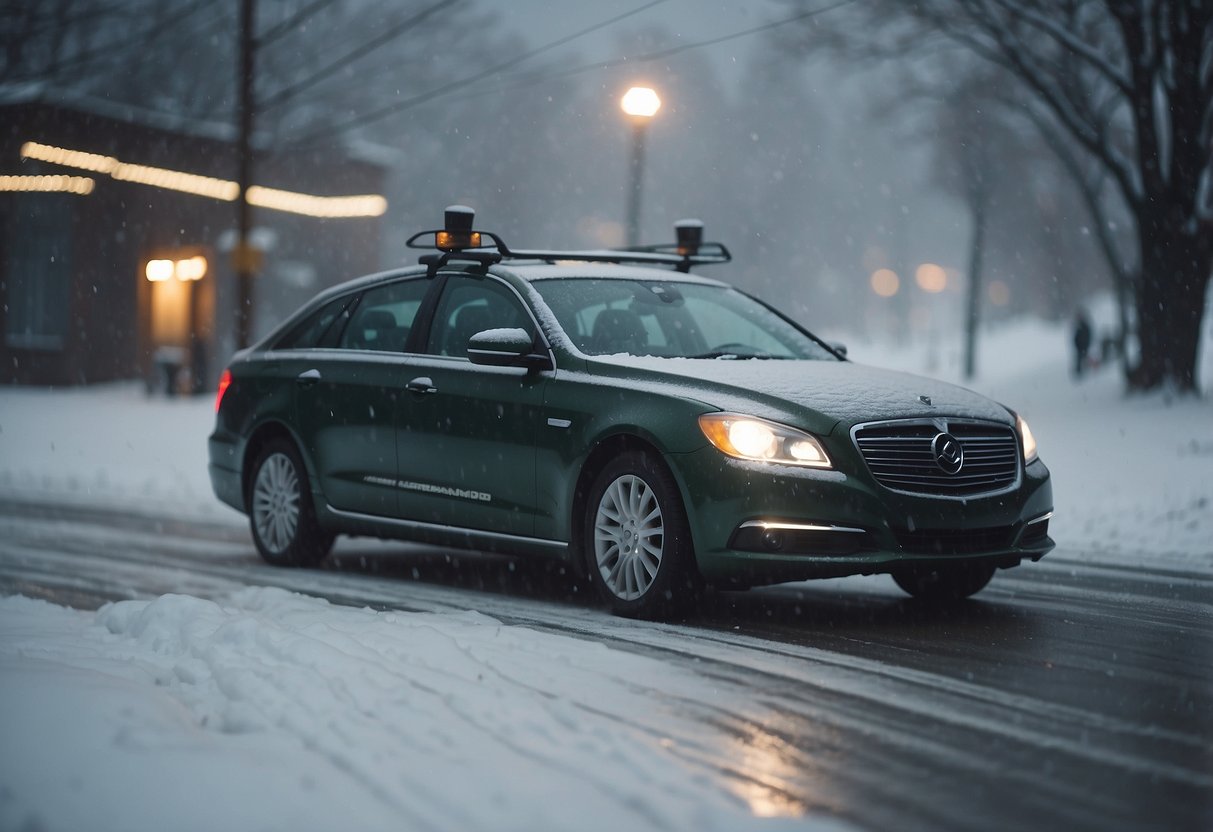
[407,207,731,275]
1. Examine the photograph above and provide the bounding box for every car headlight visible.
[1016,413,1038,464]
[698,413,832,468]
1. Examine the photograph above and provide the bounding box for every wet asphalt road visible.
[0,496,1209,832]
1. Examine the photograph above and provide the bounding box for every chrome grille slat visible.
[853,419,1020,497]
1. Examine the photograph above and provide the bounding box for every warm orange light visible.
[0,174,95,195]
[870,268,900,298]
[621,87,661,119]
[145,259,175,282]
[246,185,387,218]
[20,140,388,218]
[175,255,208,281]
[915,263,948,293]
[21,142,117,173]
[112,162,238,201]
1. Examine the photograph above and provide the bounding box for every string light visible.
[18,140,386,218]
[0,174,95,195]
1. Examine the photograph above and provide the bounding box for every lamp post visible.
[620,86,661,247]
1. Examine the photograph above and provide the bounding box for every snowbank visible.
[0,588,835,832]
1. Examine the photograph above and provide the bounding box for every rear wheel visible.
[247,438,334,567]
[584,450,699,619]
[893,563,995,602]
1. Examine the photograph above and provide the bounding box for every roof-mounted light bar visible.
[436,205,481,251]
[407,208,731,273]
[675,218,703,256]
[620,218,730,272]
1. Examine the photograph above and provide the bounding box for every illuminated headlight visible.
[1016,413,1038,463]
[698,413,832,468]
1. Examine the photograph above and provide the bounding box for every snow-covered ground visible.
[1,315,1210,831]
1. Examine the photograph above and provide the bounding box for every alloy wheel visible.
[252,452,301,554]
[594,474,664,600]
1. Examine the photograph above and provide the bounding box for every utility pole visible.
[235,0,256,349]
[963,181,987,381]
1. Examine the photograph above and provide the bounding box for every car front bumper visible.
[669,445,1054,586]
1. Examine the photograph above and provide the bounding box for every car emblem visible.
[919,395,932,406]
[931,432,964,475]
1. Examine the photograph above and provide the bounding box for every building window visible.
[5,195,71,350]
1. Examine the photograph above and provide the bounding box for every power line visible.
[13,0,212,82]
[257,0,341,47]
[292,0,854,146]
[494,0,860,90]
[288,0,671,145]
[258,0,461,113]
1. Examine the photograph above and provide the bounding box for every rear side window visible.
[337,278,429,352]
[274,295,355,350]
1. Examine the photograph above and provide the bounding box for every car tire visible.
[584,450,700,619]
[893,563,995,602]
[247,438,334,567]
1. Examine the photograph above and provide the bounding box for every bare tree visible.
[780,0,1213,393]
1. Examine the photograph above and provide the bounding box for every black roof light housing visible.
[407,208,731,274]
[675,219,704,257]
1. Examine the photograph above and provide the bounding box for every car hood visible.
[589,356,1013,434]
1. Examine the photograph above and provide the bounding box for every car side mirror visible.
[829,341,848,358]
[467,328,551,370]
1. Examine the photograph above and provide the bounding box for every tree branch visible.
[983,0,1133,96]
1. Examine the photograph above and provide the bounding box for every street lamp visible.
[620,86,661,247]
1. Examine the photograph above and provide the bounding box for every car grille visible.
[853,420,1020,496]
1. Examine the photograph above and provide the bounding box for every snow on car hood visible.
[592,355,1013,431]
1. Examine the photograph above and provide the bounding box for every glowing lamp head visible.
[788,439,825,464]
[621,87,661,119]
[175,255,208,281]
[727,420,777,459]
[675,219,703,256]
[436,204,480,251]
[145,259,174,282]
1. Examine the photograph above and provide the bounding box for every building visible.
[0,93,388,390]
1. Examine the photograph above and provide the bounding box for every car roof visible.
[487,261,730,286]
[281,259,732,324]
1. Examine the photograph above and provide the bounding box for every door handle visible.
[406,376,437,395]
[296,369,321,387]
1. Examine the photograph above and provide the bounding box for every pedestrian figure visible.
[1072,309,1092,378]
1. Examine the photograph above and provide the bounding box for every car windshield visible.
[532,277,838,360]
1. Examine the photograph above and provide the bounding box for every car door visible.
[293,277,431,517]
[394,273,549,537]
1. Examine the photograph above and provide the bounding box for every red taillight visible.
[215,369,232,413]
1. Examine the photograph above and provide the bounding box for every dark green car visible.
[209,208,1053,618]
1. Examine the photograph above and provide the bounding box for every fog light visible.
[762,530,784,551]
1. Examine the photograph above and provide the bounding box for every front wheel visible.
[584,450,700,619]
[247,438,334,567]
[893,563,995,603]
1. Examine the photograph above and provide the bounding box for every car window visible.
[274,295,355,350]
[532,278,838,360]
[337,278,428,352]
[426,277,536,358]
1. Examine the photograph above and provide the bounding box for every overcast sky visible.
[495,0,781,84]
